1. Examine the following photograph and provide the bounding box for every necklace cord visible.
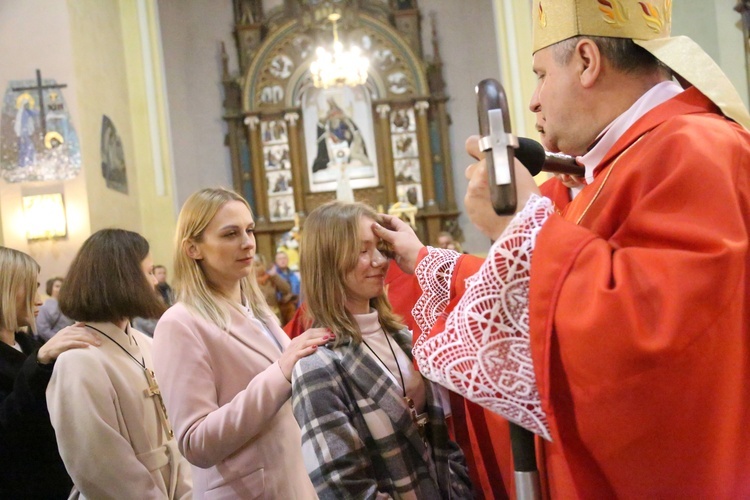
[361,330,407,398]
[85,324,145,369]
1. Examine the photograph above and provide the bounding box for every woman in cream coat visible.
[153,187,328,499]
[47,229,192,499]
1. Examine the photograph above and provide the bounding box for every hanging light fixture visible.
[310,13,369,89]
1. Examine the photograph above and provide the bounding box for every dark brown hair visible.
[45,276,63,296]
[59,229,165,322]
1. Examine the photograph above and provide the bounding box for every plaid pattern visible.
[292,329,473,499]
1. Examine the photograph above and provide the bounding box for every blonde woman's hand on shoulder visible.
[278,327,331,381]
[37,322,101,365]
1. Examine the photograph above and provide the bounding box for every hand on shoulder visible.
[278,327,332,381]
[37,322,101,365]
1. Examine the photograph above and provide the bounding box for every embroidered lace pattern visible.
[412,247,462,336]
[412,194,554,440]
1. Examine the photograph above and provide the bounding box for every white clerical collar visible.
[579,80,684,184]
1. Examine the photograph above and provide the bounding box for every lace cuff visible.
[412,247,462,337]
[412,194,554,440]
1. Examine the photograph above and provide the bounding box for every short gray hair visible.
[553,36,671,76]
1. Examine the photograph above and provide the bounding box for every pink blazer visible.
[153,302,316,499]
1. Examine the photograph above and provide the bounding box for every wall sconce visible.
[22,193,68,240]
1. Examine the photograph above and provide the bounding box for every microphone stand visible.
[476,78,542,500]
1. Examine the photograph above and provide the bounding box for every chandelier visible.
[310,13,369,89]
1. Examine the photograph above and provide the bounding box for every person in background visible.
[274,250,300,324]
[154,265,175,307]
[436,231,462,252]
[153,187,327,499]
[253,253,296,323]
[292,201,472,499]
[0,246,100,498]
[36,276,74,342]
[47,229,192,498]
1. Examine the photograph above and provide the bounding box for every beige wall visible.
[0,0,176,287]
[0,0,91,289]
[67,0,142,232]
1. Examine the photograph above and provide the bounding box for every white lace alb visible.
[412,194,554,440]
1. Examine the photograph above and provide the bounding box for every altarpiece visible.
[222,0,461,259]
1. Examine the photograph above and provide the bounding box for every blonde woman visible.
[292,201,473,499]
[0,247,100,498]
[153,187,328,499]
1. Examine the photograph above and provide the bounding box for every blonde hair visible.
[174,188,273,329]
[300,201,403,345]
[0,247,40,334]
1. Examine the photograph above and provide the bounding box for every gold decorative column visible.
[414,99,442,245]
[433,96,456,210]
[375,103,396,205]
[244,114,267,222]
[414,100,436,210]
[284,111,305,214]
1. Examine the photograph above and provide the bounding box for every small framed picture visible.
[268,194,296,221]
[392,132,418,159]
[394,158,420,184]
[396,183,423,208]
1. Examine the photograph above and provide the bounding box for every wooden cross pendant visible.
[144,368,175,438]
[404,396,428,442]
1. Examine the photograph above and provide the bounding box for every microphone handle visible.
[542,152,585,177]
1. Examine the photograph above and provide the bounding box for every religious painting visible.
[100,115,128,194]
[301,85,379,193]
[394,158,420,183]
[263,144,291,171]
[392,133,418,159]
[260,85,285,104]
[269,194,295,222]
[267,170,292,195]
[262,119,288,143]
[397,183,423,208]
[261,117,295,221]
[390,108,415,134]
[390,107,421,207]
[387,71,409,94]
[0,71,81,183]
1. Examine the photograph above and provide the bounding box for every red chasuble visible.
[529,87,750,497]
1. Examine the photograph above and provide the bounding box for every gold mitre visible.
[532,0,750,129]
[532,0,670,52]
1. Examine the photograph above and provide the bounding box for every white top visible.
[580,80,684,184]
[242,303,283,352]
[355,310,426,414]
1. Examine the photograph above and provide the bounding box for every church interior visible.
[0,0,746,288]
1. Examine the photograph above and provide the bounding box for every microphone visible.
[515,137,585,177]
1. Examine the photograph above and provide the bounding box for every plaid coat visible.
[292,329,473,499]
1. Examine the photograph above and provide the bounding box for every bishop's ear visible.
[576,38,602,89]
[185,239,203,260]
